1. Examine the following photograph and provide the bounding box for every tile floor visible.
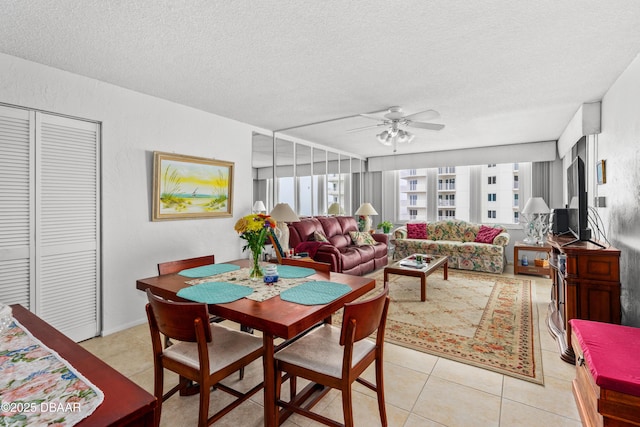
[80,267,582,426]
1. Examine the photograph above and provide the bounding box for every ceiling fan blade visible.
[403,109,440,122]
[346,123,384,133]
[406,121,445,131]
[359,113,386,121]
[358,107,392,121]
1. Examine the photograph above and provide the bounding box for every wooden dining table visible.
[135,258,376,427]
[9,304,157,426]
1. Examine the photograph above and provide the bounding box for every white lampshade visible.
[327,202,343,215]
[522,197,550,214]
[269,203,300,222]
[269,203,299,255]
[252,200,266,213]
[354,202,378,216]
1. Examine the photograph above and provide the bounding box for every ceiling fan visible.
[347,106,445,152]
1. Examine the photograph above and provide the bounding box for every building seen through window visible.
[398,162,525,224]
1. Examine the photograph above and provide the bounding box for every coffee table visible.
[383,254,448,301]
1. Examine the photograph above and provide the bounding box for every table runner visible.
[185,267,310,302]
[185,266,350,305]
[0,319,104,426]
[178,263,241,278]
[279,281,351,305]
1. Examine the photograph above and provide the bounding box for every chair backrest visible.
[157,255,215,275]
[340,283,390,346]
[268,232,284,263]
[146,289,212,343]
[280,257,331,273]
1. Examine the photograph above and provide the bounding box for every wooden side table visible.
[513,241,552,277]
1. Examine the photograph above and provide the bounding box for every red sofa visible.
[287,216,388,275]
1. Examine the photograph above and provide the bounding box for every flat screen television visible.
[565,156,594,245]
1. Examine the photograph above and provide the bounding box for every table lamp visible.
[327,202,343,215]
[354,202,378,232]
[269,203,300,254]
[252,200,266,214]
[521,197,550,244]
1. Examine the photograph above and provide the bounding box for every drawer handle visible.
[576,355,585,366]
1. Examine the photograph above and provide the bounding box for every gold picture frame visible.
[152,151,234,221]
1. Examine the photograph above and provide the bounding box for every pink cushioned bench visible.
[570,319,640,426]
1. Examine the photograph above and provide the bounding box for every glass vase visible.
[249,248,263,280]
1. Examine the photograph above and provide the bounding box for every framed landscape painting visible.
[152,151,234,220]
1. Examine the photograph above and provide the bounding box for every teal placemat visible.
[178,263,240,278]
[177,282,253,304]
[280,281,350,305]
[275,265,316,279]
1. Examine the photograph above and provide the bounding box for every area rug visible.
[337,269,544,384]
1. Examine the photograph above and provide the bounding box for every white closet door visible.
[0,106,34,308]
[36,113,100,342]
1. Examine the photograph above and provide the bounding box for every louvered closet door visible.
[36,113,100,342]
[0,106,34,308]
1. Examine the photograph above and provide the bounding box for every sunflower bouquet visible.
[234,213,277,279]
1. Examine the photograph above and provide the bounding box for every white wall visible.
[0,53,257,334]
[596,52,640,326]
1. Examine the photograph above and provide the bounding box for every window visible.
[514,211,520,223]
[438,178,455,190]
[438,209,456,220]
[397,162,530,224]
[409,179,417,190]
[277,177,295,207]
[438,194,454,206]
[254,136,363,217]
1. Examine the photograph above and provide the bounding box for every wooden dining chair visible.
[145,289,264,427]
[157,255,224,338]
[274,283,390,427]
[157,254,249,380]
[157,254,215,275]
[280,257,331,274]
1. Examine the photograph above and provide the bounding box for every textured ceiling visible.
[2,0,640,159]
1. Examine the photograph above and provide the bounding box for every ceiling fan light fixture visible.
[376,130,390,144]
[395,129,415,144]
[377,135,393,146]
[351,105,444,151]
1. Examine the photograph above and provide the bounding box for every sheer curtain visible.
[532,161,551,203]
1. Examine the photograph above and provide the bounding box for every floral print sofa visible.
[393,219,510,273]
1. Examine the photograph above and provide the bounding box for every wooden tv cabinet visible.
[545,234,621,364]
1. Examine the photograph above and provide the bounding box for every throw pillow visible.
[349,231,377,246]
[407,222,428,239]
[474,225,503,244]
[313,230,329,243]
